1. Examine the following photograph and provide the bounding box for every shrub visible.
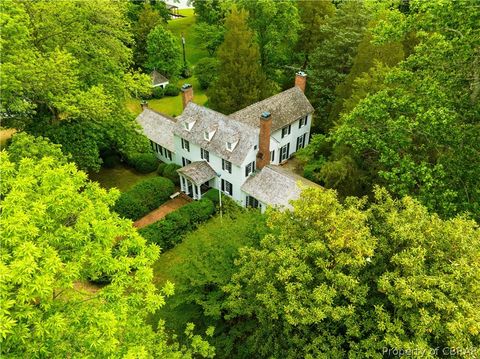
[139,198,215,249]
[164,84,181,96]
[114,176,175,220]
[195,57,219,89]
[152,86,165,99]
[157,162,167,175]
[127,152,158,173]
[162,163,181,185]
[203,188,243,215]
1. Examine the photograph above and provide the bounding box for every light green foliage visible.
[208,7,273,114]
[0,146,214,357]
[190,0,231,25]
[223,187,480,358]
[194,23,226,56]
[6,132,69,164]
[146,25,182,77]
[236,0,300,82]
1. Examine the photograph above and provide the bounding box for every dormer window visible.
[226,142,233,151]
[225,139,238,152]
[204,131,210,141]
[183,120,195,131]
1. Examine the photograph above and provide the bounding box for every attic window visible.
[183,121,195,131]
[226,142,233,151]
[204,131,210,141]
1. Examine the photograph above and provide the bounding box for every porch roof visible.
[177,161,217,185]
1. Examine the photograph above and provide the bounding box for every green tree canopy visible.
[208,7,273,114]
[223,187,480,358]
[133,3,165,68]
[0,137,214,357]
[146,25,182,77]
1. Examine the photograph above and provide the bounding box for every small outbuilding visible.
[151,70,169,89]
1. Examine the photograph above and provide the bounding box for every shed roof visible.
[151,70,169,86]
[136,108,176,152]
[177,161,217,185]
[174,102,258,166]
[241,165,321,210]
[230,87,314,132]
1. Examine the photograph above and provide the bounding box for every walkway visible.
[133,193,192,229]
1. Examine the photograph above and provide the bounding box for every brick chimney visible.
[181,83,194,109]
[257,111,272,170]
[141,100,148,111]
[295,71,307,92]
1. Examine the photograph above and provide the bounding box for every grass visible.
[126,8,209,117]
[88,163,157,192]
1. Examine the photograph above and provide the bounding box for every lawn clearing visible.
[126,8,209,117]
[88,163,157,192]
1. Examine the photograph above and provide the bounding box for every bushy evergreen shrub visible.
[127,152,158,173]
[139,198,215,249]
[164,84,181,96]
[152,86,165,99]
[162,163,181,185]
[157,162,167,175]
[114,176,175,220]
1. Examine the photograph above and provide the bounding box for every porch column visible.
[197,184,202,200]
[192,182,197,199]
[179,175,185,192]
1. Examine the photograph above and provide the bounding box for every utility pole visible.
[181,33,186,68]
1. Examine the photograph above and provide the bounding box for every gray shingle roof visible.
[230,87,314,132]
[241,165,321,210]
[136,108,176,152]
[174,102,258,166]
[151,70,169,86]
[177,161,216,185]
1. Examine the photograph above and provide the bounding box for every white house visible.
[137,72,319,212]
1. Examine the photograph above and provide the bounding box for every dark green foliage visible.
[162,163,181,185]
[114,176,175,220]
[164,84,181,97]
[195,57,219,89]
[157,162,167,175]
[190,0,230,24]
[203,188,243,216]
[194,23,225,56]
[153,211,269,356]
[127,152,158,173]
[139,198,215,249]
[103,154,121,168]
[152,86,165,99]
[208,7,273,114]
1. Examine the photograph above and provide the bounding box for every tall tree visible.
[208,7,272,114]
[236,0,301,83]
[306,0,480,219]
[0,0,152,171]
[295,0,335,69]
[0,135,215,357]
[146,25,182,77]
[308,1,371,132]
[133,3,164,68]
[223,187,480,358]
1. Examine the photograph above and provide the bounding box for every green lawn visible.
[126,8,209,117]
[88,163,157,192]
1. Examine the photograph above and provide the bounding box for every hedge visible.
[127,152,158,173]
[157,162,167,175]
[203,188,243,215]
[139,198,215,250]
[162,163,181,185]
[114,176,175,220]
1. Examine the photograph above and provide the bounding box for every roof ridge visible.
[144,108,176,122]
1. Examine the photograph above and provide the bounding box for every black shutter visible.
[288,124,291,134]
[286,143,290,157]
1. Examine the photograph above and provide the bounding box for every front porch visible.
[177,161,217,200]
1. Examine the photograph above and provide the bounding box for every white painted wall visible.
[151,141,175,164]
[171,112,312,207]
